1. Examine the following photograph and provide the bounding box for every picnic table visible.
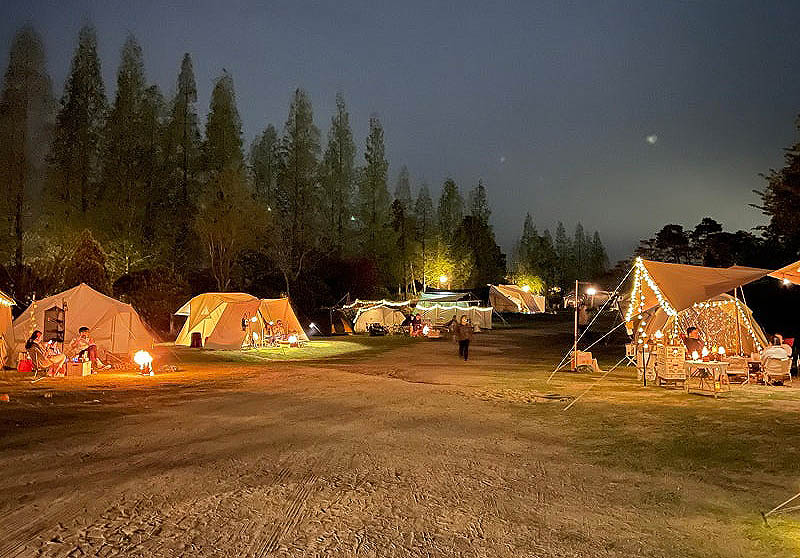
[685,360,730,398]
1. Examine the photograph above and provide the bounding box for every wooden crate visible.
[66,360,92,377]
[655,344,686,386]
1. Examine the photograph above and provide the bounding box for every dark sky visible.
[3,1,800,261]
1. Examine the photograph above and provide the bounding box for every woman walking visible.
[454,315,473,361]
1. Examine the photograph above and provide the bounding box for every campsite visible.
[5,3,800,557]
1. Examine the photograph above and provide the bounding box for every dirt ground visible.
[1,326,799,557]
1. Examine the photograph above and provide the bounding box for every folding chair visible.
[763,357,792,386]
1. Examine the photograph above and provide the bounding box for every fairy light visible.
[625,258,677,321]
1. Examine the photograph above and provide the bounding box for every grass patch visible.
[162,335,416,364]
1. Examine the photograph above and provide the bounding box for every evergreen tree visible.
[467,179,490,225]
[249,124,279,206]
[436,178,463,241]
[391,198,411,294]
[161,53,201,269]
[554,221,571,288]
[589,230,609,278]
[573,222,587,279]
[63,229,110,293]
[414,182,434,289]
[46,23,106,225]
[0,25,54,267]
[357,115,390,258]
[274,88,320,294]
[319,93,355,252]
[202,71,243,173]
[99,35,161,276]
[452,215,506,287]
[394,165,412,211]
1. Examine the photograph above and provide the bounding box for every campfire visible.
[134,350,154,375]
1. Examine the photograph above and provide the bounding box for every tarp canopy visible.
[640,293,768,354]
[13,284,156,363]
[769,260,800,285]
[489,285,544,313]
[627,258,770,317]
[175,293,307,349]
[0,290,15,368]
[353,304,407,333]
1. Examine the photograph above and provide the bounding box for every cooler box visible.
[66,360,92,377]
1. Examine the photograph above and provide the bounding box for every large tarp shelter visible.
[175,293,307,349]
[13,284,156,363]
[353,305,406,333]
[489,285,545,313]
[626,258,770,318]
[626,258,770,349]
[0,290,15,368]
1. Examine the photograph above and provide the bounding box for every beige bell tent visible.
[489,284,545,313]
[12,283,156,362]
[626,258,770,352]
[174,293,307,349]
[0,290,15,368]
[638,293,767,355]
[353,304,406,333]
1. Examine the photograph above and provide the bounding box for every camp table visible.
[685,360,730,398]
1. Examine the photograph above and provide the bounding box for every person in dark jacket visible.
[453,315,473,361]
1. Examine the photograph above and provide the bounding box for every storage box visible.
[66,360,92,377]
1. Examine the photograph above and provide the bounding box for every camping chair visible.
[763,357,792,386]
[725,356,749,384]
[27,345,52,381]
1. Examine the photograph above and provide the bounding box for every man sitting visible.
[683,326,705,356]
[762,335,791,364]
[69,327,111,370]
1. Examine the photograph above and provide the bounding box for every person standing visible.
[454,315,473,361]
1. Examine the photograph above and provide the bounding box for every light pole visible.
[572,281,596,370]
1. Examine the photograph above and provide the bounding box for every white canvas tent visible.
[489,285,545,313]
[353,304,406,333]
[12,283,156,364]
[0,290,15,368]
[175,293,307,349]
[416,305,493,329]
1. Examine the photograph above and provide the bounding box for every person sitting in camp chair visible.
[69,327,111,370]
[683,326,705,357]
[25,330,67,376]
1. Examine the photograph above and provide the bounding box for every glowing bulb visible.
[288,334,298,344]
[585,287,597,296]
[702,347,709,357]
[691,350,699,360]
[521,285,531,292]
[718,346,726,355]
[783,278,791,286]
[654,330,663,339]
[439,275,448,284]
[251,316,258,322]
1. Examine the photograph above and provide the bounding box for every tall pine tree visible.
[436,178,463,241]
[414,182,434,289]
[0,25,54,267]
[161,53,201,270]
[249,124,279,207]
[46,23,106,227]
[357,115,390,259]
[202,71,243,173]
[319,93,355,253]
[274,88,320,294]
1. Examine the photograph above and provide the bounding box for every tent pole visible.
[573,279,578,371]
[736,286,743,355]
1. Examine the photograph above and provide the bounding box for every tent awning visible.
[629,259,770,316]
[769,260,800,285]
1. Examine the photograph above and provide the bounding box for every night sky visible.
[3,1,800,261]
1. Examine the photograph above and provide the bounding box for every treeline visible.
[0,24,610,329]
[511,215,608,294]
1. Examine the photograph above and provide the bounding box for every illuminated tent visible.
[175,293,307,349]
[0,290,15,367]
[12,283,156,363]
[489,284,545,313]
[625,258,770,351]
[353,304,406,333]
[638,294,767,355]
[416,305,493,329]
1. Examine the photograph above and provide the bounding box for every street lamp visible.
[439,275,448,289]
[571,280,597,371]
